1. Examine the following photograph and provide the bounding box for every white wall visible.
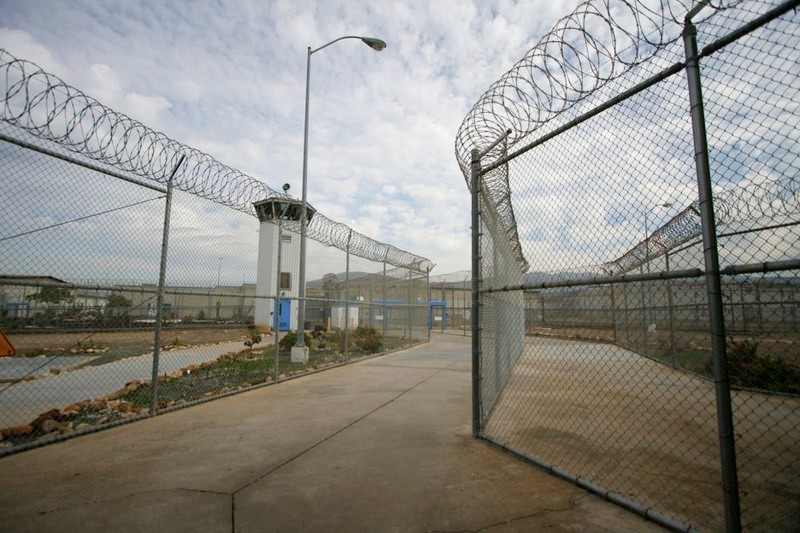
[254,222,301,330]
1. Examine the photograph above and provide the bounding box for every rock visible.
[75,423,93,432]
[62,401,89,416]
[124,380,142,392]
[116,402,133,413]
[239,382,252,389]
[98,416,110,424]
[2,424,33,438]
[32,409,64,428]
[41,419,67,434]
[89,400,108,412]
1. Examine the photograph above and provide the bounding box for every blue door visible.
[274,298,291,331]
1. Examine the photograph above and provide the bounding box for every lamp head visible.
[283,183,290,193]
[361,37,387,51]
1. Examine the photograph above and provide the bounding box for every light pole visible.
[293,35,386,362]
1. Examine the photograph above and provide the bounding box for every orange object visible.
[0,330,15,356]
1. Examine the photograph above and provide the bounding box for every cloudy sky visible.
[0,0,584,281]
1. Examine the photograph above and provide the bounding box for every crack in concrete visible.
[231,368,443,496]
[28,487,231,517]
[431,493,587,533]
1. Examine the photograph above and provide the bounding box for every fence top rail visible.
[0,49,433,272]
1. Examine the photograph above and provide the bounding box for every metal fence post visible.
[382,256,387,348]
[274,219,284,382]
[344,229,352,360]
[641,265,648,353]
[426,266,431,341]
[610,283,618,342]
[471,147,482,437]
[407,268,412,339]
[150,154,185,415]
[684,18,741,532]
[666,251,677,366]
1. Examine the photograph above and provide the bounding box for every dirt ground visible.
[6,326,251,355]
[484,336,800,532]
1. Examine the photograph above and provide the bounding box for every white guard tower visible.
[253,194,315,333]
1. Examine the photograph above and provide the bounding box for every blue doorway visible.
[429,300,447,332]
[273,298,292,331]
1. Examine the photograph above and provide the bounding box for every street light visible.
[294,35,386,361]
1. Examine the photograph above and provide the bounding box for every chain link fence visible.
[429,270,471,335]
[0,50,431,456]
[459,0,798,531]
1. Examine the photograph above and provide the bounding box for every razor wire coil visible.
[0,49,433,272]
[456,0,796,276]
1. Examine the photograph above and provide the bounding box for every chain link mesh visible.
[0,49,431,455]
[0,49,433,272]
[460,0,799,530]
[429,270,471,335]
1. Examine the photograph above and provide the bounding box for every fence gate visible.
[459,1,799,531]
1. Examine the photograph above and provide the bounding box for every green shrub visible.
[244,324,262,350]
[312,325,326,339]
[354,325,383,353]
[279,330,312,351]
[707,338,800,395]
[321,328,343,351]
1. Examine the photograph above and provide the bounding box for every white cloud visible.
[0,0,590,281]
[0,28,62,74]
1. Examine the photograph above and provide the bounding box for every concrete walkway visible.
[0,334,663,532]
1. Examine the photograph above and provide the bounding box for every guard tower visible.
[253,194,315,332]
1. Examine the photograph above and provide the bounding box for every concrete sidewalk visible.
[0,334,663,532]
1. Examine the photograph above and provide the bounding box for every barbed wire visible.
[0,49,433,272]
[455,0,737,173]
[603,179,799,275]
[454,0,794,276]
[430,270,470,287]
